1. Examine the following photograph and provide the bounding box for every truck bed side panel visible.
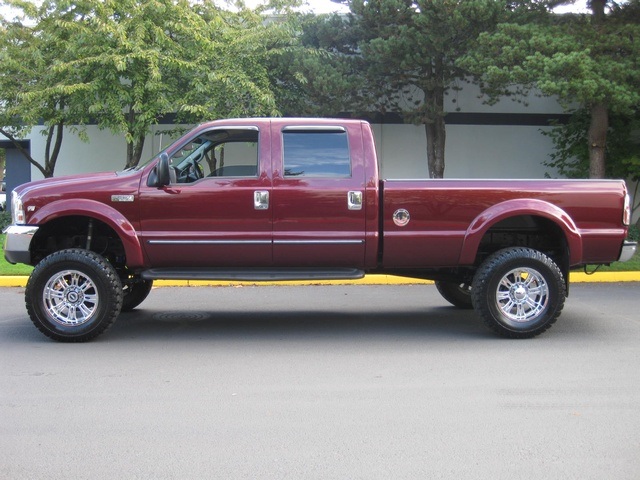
[381,179,628,268]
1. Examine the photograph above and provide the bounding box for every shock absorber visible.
[86,219,94,250]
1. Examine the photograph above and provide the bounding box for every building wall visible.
[19,83,566,181]
[26,123,560,181]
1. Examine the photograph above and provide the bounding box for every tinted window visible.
[283,131,350,177]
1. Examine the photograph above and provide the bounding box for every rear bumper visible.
[618,241,637,263]
[2,225,38,265]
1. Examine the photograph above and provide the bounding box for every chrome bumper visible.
[618,240,637,263]
[3,225,39,265]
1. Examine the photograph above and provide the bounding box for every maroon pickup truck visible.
[3,118,636,341]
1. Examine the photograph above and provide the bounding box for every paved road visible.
[1,283,639,479]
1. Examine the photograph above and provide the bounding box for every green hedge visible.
[0,210,11,231]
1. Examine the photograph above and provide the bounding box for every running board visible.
[140,267,365,282]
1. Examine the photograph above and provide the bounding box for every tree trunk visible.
[588,102,608,179]
[126,134,146,169]
[0,128,49,178]
[423,62,446,179]
[425,118,446,179]
[44,122,64,178]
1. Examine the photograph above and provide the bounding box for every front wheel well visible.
[30,216,127,269]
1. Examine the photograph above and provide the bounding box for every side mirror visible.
[147,152,171,188]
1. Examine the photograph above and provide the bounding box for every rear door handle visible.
[348,191,363,210]
[254,190,269,210]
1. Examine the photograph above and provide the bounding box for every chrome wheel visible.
[472,247,565,338]
[495,268,549,323]
[43,269,99,327]
[26,249,122,342]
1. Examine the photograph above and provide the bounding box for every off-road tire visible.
[435,281,473,309]
[25,249,123,342]
[471,247,566,339]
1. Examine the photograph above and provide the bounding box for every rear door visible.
[271,120,367,268]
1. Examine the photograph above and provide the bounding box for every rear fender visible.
[29,199,145,268]
[459,199,583,266]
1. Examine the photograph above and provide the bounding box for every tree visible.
[346,0,506,178]
[57,0,297,168]
[1,0,299,173]
[270,12,367,116]
[460,0,640,179]
[276,1,507,178]
[543,108,640,224]
[0,0,93,178]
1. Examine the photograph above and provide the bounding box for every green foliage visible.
[289,1,507,178]
[544,109,640,180]
[272,13,367,116]
[0,0,299,171]
[0,0,93,177]
[0,210,12,230]
[459,0,640,179]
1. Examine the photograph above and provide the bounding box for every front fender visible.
[459,199,583,265]
[29,199,145,268]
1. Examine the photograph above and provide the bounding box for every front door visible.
[271,120,367,268]
[139,125,272,268]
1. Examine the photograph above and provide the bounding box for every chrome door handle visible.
[254,190,269,210]
[348,191,363,210]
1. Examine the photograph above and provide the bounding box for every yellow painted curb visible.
[1,272,639,288]
[569,271,640,283]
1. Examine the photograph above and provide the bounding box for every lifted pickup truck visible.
[4,118,637,341]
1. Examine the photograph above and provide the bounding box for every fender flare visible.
[29,198,145,268]
[459,199,583,266]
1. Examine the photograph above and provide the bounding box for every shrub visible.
[0,210,11,231]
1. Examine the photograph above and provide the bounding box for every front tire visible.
[25,249,123,342]
[471,247,566,338]
[435,281,473,309]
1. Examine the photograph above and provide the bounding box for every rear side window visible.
[283,130,351,177]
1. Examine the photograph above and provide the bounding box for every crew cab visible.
[3,118,637,341]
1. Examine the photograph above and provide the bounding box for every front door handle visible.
[254,190,269,210]
[348,191,363,211]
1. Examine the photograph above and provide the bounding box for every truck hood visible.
[16,170,142,201]
[14,170,144,225]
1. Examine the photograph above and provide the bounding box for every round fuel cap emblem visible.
[393,209,410,227]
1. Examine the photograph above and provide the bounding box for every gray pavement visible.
[1,283,639,479]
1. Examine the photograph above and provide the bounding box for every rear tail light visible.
[623,193,631,226]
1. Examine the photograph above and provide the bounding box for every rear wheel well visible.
[30,216,127,270]
[475,215,569,278]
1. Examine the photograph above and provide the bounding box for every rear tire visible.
[471,247,565,338]
[122,278,153,312]
[25,249,123,342]
[435,281,473,309]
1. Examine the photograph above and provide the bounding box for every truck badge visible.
[111,195,135,203]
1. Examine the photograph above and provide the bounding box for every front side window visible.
[283,130,351,178]
[170,128,259,183]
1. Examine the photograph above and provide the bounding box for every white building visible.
[7,83,567,184]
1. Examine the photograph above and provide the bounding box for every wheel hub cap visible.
[496,268,549,323]
[43,270,99,327]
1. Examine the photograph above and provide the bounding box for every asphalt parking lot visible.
[1,282,639,479]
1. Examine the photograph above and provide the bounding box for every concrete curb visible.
[1,271,639,288]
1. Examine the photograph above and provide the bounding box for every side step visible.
[140,267,365,282]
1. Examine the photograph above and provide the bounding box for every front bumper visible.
[3,225,39,265]
[618,240,638,263]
